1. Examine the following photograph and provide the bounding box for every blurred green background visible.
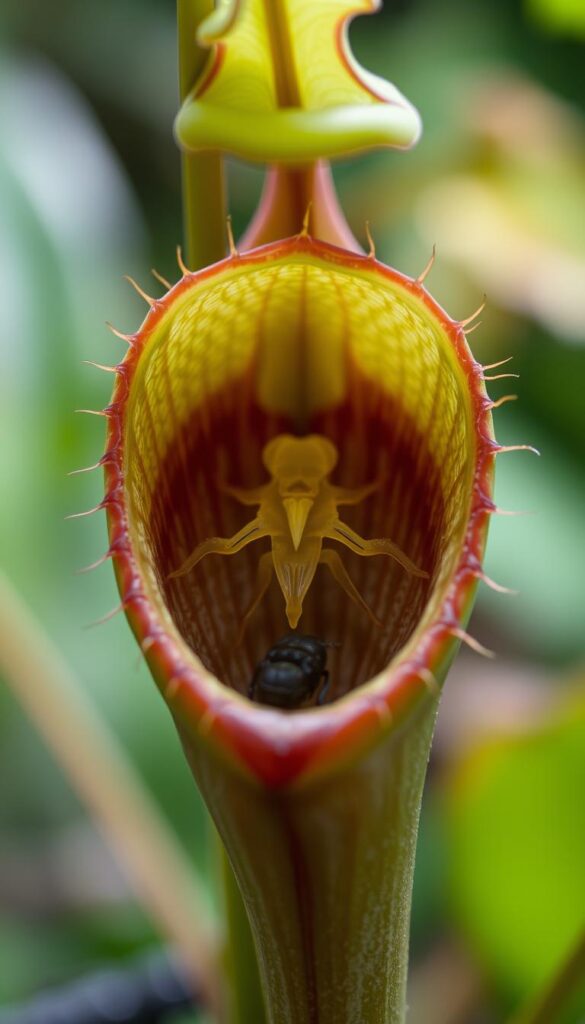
[0,1,583,1021]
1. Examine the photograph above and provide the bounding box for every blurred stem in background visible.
[218,845,267,1024]
[177,0,226,269]
[0,570,220,1016]
[510,928,585,1024]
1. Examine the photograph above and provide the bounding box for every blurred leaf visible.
[416,76,585,344]
[509,328,585,463]
[445,690,585,1010]
[0,51,214,991]
[411,798,447,954]
[479,413,585,663]
[527,0,585,38]
[0,52,146,602]
[0,909,154,1003]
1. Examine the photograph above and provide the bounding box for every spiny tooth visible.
[283,498,313,550]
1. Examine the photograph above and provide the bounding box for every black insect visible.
[248,633,331,709]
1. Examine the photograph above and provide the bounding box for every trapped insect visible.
[249,633,331,709]
[169,433,427,631]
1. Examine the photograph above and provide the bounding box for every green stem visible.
[509,929,585,1024]
[176,8,266,1021]
[177,0,226,269]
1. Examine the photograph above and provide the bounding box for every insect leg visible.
[325,523,428,578]
[219,482,267,506]
[319,549,382,626]
[331,478,383,505]
[237,552,274,643]
[317,670,331,706]
[168,519,266,578]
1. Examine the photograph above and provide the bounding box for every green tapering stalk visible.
[182,695,440,1024]
[177,0,226,269]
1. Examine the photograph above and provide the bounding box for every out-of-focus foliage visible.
[444,687,585,1019]
[416,77,585,343]
[0,0,583,1019]
[528,0,585,38]
[482,422,585,662]
[0,43,212,1013]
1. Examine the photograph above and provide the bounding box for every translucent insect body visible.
[169,434,428,631]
